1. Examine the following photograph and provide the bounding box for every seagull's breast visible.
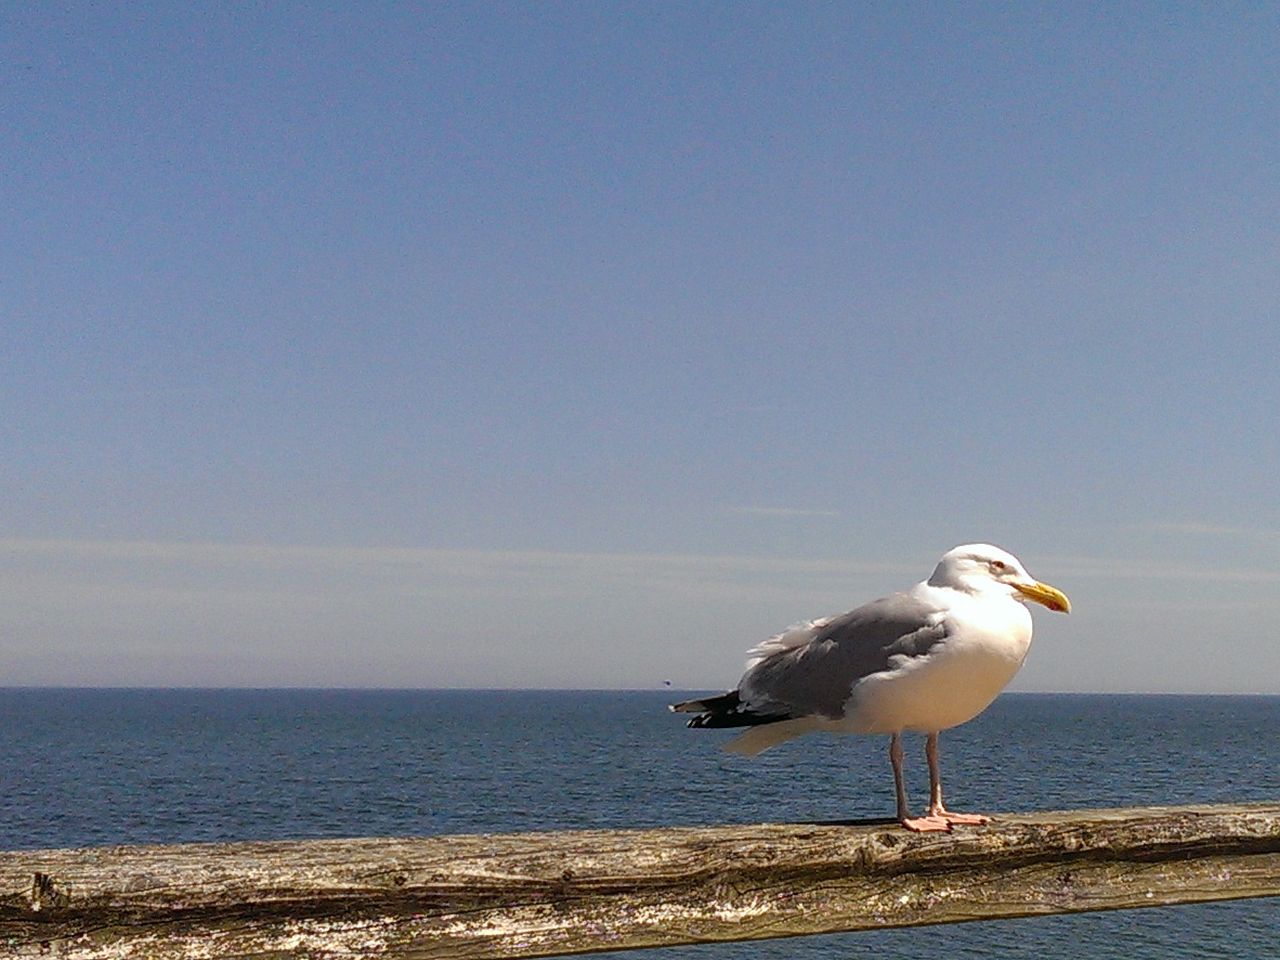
[838,590,1033,735]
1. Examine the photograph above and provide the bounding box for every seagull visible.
[671,544,1070,831]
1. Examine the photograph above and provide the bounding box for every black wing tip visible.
[671,689,792,729]
[669,690,738,714]
[686,710,792,729]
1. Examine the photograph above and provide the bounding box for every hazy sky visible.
[4,4,1278,691]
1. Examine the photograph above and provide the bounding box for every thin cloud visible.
[0,537,911,591]
[1144,522,1280,539]
[1036,552,1280,584]
[727,506,842,518]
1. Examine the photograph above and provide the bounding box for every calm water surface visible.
[2,689,1276,957]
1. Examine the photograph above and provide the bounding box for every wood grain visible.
[2,803,1279,958]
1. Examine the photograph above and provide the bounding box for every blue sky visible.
[3,3,1278,690]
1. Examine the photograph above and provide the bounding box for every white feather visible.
[743,617,831,670]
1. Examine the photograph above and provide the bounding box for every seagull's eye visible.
[989,560,1008,573]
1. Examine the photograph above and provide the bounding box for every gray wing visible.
[738,592,950,720]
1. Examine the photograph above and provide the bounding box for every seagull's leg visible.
[890,733,910,820]
[892,732,949,832]
[925,732,989,826]
[925,732,945,813]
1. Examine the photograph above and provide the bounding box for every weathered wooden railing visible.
[3,803,1279,958]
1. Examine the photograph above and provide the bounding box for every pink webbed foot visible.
[900,815,952,832]
[929,806,990,826]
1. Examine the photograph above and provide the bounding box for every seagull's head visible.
[928,543,1071,613]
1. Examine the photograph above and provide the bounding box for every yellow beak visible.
[1012,580,1071,613]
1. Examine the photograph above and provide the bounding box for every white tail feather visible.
[724,718,821,756]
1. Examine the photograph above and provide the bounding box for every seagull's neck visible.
[913,578,1017,607]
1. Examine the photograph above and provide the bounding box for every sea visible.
[2,689,1276,958]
